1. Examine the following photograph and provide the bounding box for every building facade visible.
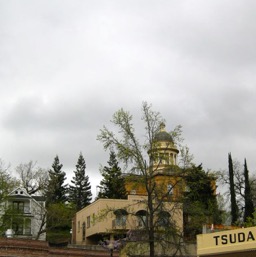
[72,194,183,245]
[1,187,46,240]
[72,124,185,249]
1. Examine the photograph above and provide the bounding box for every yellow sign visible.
[197,226,256,256]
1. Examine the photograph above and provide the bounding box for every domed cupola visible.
[149,123,179,169]
[154,123,174,143]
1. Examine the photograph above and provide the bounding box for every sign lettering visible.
[213,231,255,246]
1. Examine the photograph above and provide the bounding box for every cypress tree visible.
[98,151,127,199]
[243,158,254,222]
[69,152,92,211]
[228,153,239,225]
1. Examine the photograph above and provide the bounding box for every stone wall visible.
[0,238,118,257]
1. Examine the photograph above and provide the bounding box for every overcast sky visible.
[1,0,256,196]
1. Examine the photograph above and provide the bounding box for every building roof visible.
[8,187,46,205]
[154,123,174,143]
[32,196,46,202]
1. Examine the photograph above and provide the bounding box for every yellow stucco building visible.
[72,124,184,247]
[73,194,183,245]
[71,124,204,256]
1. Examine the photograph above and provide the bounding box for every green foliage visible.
[45,156,70,242]
[179,145,194,169]
[46,202,75,243]
[69,152,92,211]
[47,203,75,229]
[0,203,36,237]
[97,102,185,257]
[243,159,254,222]
[184,164,221,239]
[0,160,19,203]
[0,206,22,235]
[244,210,256,227]
[219,155,256,225]
[98,150,127,199]
[45,155,67,205]
[228,153,239,225]
[184,164,216,207]
[98,102,163,174]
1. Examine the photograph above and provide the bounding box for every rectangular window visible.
[92,213,95,226]
[12,221,24,235]
[116,215,126,227]
[13,201,24,213]
[87,216,90,228]
[167,184,173,195]
[24,218,31,235]
[78,221,80,233]
[82,222,86,241]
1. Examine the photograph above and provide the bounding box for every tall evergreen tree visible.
[184,164,221,238]
[228,153,239,225]
[69,152,92,211]
[243,158,254,222]
[45,155,67,205]
[98,150,127,199]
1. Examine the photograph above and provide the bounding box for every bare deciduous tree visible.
[16,161,48,195]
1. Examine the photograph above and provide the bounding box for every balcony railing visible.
[112,219,126,229]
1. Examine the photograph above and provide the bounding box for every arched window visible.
[158,211,170,227]
[114,209,128,227]
[136,210,147,228]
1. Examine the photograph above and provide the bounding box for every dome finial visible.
[154,123,174,143]
[160,122,166,132]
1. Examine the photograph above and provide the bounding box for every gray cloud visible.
[1,1,256,195]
